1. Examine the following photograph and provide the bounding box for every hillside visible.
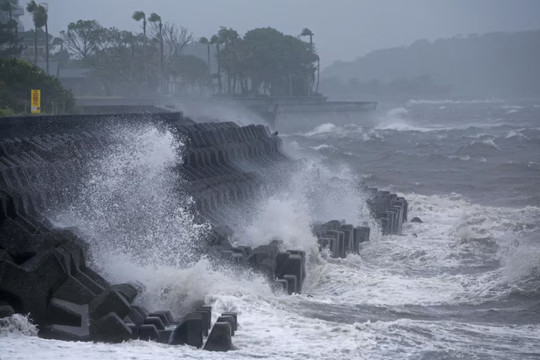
[321,29,540,99]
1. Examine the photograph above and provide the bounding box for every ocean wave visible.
[505,129,530,141]
[457,138,502,156]
[304,123,338,136]
[310,144,336,151]
[407,99,504,105]
[375,107,435,132]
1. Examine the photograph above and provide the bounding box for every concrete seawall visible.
[0,112,407,348]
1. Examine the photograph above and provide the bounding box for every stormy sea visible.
[2,99,540,359]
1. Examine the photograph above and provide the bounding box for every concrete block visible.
[143,315,165,331]
[282,274,298,295]
[126,306,146,326]
[221,312,238,332]
[204,322,233,352]
[137,324,160,341]
[89,288,131,321]
[217,315,236,336]
[111,283,138,304]
[169,312,203,348]
[90,312,132,343]
[149,310,175,325]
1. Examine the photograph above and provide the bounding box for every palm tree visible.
[0,0,19,38]
[26,1,48,72]
[1,0,17,35]
[132,10,148,91]
[210,34,221,94]
[300,28,314,49]
[148,12,163,94]
[199,37,211,75]
[300,28,317,95]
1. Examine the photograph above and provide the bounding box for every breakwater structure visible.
[75,95,378,134]
[0,112,406,350]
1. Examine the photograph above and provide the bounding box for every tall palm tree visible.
[300,28,314,49]
[132,10,148,91]
[1,0,17,35]
[300,28,316,96]
[26,1,47,71]
[0,0,19,38]
[148,12,163,94]
[199,36,211,75]
[210,34,221,94]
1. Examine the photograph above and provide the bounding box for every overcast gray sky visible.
[22,0,540,68]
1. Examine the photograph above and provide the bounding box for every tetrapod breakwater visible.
[0,112,407,350]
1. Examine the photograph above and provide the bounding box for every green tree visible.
[0,10,22,58]
[300,28,317,94]
[59,20,104,60]
[1,0,17,36]
[93,27,145,96]
[170,54,209,95]
[234,27,317,96]
[0,58,76,114]
[216,27,242,95]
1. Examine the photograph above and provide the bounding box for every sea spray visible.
[49,122,218,314]
[0,315,38,337]
[235,159,378,251]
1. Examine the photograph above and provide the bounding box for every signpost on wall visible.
[31,89,41,114]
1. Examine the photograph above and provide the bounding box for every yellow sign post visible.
[31,89,41,114]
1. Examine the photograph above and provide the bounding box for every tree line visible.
[1,2,320,98]
[202,26,319,97]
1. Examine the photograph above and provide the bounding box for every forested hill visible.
[321,29,540,99]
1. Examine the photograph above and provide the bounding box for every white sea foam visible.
[304,193,540,307]
[458,138,503,155]
[375,107,434,132]
[304,123,337,136]
[0,314,38,337]
[407,99,503,105]
[310,144,335,151]
[505,129,530,141]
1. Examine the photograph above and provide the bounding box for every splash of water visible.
[48,123,215,312]
[235,159,379,252]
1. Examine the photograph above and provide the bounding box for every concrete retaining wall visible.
[0,112,407,348]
